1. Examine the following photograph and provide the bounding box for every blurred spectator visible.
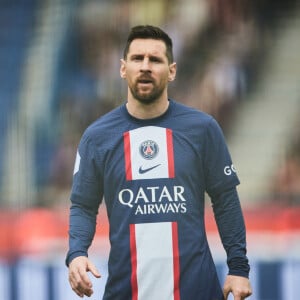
[209,0,254,32]
[47,0,299,208]
[271,134,300,205]
[2,0,298,208]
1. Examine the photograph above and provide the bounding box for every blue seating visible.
[0,1,37,195]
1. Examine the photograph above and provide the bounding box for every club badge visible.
[139,140,159,160]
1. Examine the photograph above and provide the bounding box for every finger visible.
[83,287,94,297]
[87,261,101,278]
[73,284,92,298]
[71,280,93,298]
[241,289,253,299]
[235,288,252,299]
[78,267,93,290]
[69,267,93,297]
[234,290,252,300]
[223,289,229,300]
[69,276,84,298]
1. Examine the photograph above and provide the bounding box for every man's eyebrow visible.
[149,55,164,61]
[129,53,164,60]
[128,54,144,59]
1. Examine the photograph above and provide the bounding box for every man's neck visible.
[126,98,169,120]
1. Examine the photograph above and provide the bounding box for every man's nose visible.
[140,58,151,71]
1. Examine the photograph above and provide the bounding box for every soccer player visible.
[66,25,252,300]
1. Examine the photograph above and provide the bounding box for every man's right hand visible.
[68,256,101,298]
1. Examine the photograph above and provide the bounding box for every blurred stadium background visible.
[1,0,300,299]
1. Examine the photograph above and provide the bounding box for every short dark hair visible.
[123,25,174,63]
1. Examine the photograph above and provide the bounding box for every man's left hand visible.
[223,275,252,300]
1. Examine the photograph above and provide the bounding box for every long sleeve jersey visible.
[66,99,249,300]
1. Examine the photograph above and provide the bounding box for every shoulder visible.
[170,100,216,128]
[83,105,124,140]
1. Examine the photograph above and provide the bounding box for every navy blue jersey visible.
[67,100,247,300]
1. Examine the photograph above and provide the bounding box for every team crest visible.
[139,140,159,160]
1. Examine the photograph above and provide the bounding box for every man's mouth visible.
[138,79,152,84]
[137,76,154,84]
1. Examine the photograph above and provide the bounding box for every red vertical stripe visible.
[172,222,180,300]
[130,224,138,300]
[166,129,175,178]
[123,131,132,181]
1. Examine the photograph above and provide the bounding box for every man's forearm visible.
[66,203,97,266]
[211,187,250,277]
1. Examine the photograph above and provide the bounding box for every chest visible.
[102,126,205,186]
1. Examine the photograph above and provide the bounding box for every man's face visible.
[120,39,176,104]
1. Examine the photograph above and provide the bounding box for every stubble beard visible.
[129,83,165,105]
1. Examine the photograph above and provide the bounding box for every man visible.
[66,25,252,300]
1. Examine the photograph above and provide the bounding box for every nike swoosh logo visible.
[138,164,161,174]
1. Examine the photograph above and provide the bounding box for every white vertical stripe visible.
[18,260,48,300]
[248,261,259,300]
[135,222,174,300]
[282,260,300,300]
[129,126,169,180]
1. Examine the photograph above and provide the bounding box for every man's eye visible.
[150,57,161,63]
[132,56,143,61]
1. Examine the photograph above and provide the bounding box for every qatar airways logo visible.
[118,185,187,215]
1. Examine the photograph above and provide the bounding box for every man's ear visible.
[120,59,126,79]
[168,62,177,82]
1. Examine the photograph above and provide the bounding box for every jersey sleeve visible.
[203,118,240,197]
[66,131,104,266]
[203,118,249,277]
[71,132,103,205]
[211,187,250,277]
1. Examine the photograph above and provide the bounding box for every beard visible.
[129,75,166,105]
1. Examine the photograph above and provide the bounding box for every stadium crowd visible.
[0,0,299,208]
[42,0,300,208]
